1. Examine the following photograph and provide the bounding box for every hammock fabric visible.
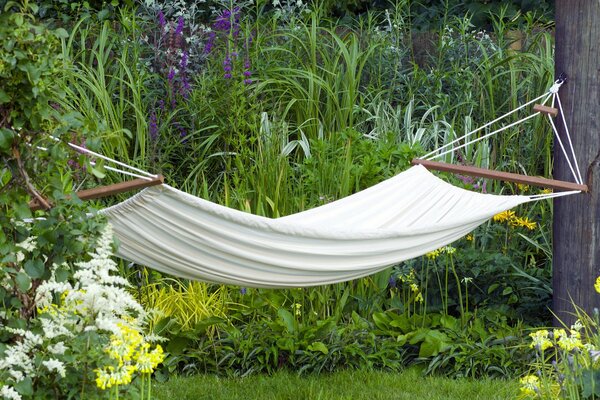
[100,165,534,288]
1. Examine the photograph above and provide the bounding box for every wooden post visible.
[553,1,600,326]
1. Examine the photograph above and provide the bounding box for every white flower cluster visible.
[0,224,149,397]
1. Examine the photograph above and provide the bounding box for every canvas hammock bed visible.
[32,79,587,288]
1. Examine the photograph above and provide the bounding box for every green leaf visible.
[487,283,499,294]
[14,13,23,27]
[502,287,513,296]
[54,28,69,39]
[14,377,33,396]
[0,168,11,188]
[166,336,191,355]
[581,369,600,397]
[24,259,44,278]
[0,90,9,104]
[90,165,106,179]
[15,272,31,292]
[277,308,295,333]
[307,341,329,354]
[0,128,15,151]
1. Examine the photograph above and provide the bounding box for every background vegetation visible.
[8,0,599,399]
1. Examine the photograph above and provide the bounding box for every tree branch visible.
[12,146,51,210]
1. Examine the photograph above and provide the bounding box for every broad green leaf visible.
[0,128,14,151]
[307,341,329,354]
[277,308,295,333]
[0,90,9,104]
[15,272,31,292]
[24,259,44,279]
[54,28,69,39]
[14,377,33,396]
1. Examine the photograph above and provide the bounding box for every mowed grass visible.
[153,368,519,400]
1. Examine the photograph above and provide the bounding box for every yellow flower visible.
[415,292,424,303]
[410,283,419,293]
[94,365,136,390]
[136,344,165,374]
[426,249,441,260]
[512,217,537,230]
[443,246,456,254]
[540,188,553,194]
[519,375,540,397]
[553,328,566,340]
[517,183,530,192]
[294,303,302,316]
[493,210,515,223]
[465,234,474,242]
[557,330,583,351]
[529,330,552,351]
[595,276,600,294]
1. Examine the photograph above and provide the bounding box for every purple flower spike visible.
[168,68,176,81]
[175,16,185,36]
[181,51,188,69]
[224,73,232,79]
[149,111,158,141]
[243,70,252,77]
[158,10,166,28]
[244,79,253,85]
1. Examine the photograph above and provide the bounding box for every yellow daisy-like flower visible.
[493,210,515,223]
[595,276,600,294]
[529,330,552,351]
[519,375,540,397]
[511,217,537,230]
[465,234,474,242]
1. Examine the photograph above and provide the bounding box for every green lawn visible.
[153,369,519,400]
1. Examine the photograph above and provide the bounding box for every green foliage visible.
[0,0,105,324]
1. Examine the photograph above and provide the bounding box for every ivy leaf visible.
[24,259,45,279]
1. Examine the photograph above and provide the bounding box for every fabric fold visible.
[100,165,531,288]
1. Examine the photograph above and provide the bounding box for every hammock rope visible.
[419,78,585,199]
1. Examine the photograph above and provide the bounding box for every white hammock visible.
[78,80,581,288]
[100,165,540,288]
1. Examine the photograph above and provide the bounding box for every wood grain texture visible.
[533,104,559,117]
[412,159,588,192]
[29,176,164,211]
[553,0,600,326]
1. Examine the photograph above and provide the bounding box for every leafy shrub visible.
[0,226,165,398]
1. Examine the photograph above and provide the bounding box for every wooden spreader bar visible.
[29,175,164,211]
[412,159,588,192]
[533,104,559,117]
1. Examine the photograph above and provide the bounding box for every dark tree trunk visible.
[553,1,600,326]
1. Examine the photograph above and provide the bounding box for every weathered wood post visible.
[553,0,600,326]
